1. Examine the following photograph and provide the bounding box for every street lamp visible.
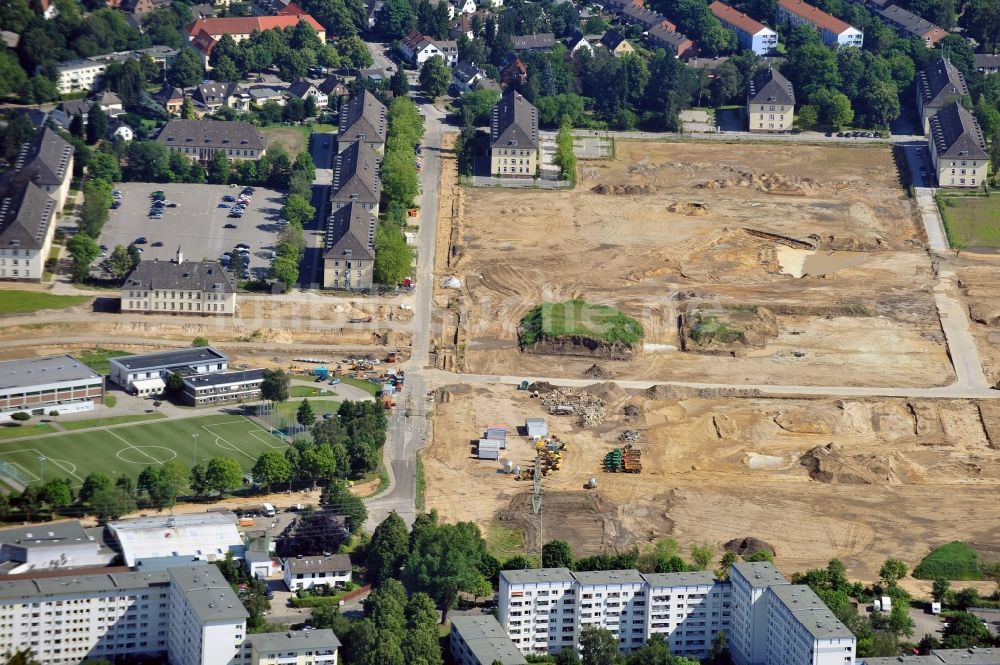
[192,433,199,467]
[38,456,46,483]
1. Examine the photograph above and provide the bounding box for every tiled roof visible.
[918,57,968,109]
[600,28,630,50]
[331,140,381,207]
[123,260,236,293]
[156,119,266,152]
[490,90,538,150]
[194,81,242,106]
[647,24,693,52]
[878,4,947,40]
[710,0,769,35]
[777,0,854,34]
[338,90,387,145]
[318,75,349,95]
[621,3,674,30]
[511,33,556,50]
[323,203,376,261]
[748,67,795,105]
[929,101,988,160]
[287,80,319,98]
[0,182,56,251]
[14,128,73,188]
[186,14,323,38]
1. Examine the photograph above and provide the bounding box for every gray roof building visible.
[123,259,235,294]
[511,33,556,51]
[450,615,527,665]
[621,4,671,29]
[929,101,988,160]
[490,91,538,151]
[338,90,387,148]
[168,565,249,623]
[572,569,646,585]
[732,560,789,588]
[976,53,1000,74]
[643,570,719,587]
[247,629,341,656]
[318,74,350,96]
[110,346,228,373]
[499,568,575,585]
[863,650,1000,665]
[156,119,266,153]
[767,584,854,640]
[330,140,382,210]
[0,520,111,576]
[12,127,74,190]
[646,24,694,54]
[0,181,56,251]
[877,4,948,44]
[193,81,244,108]
[0,569,172,601]
[181,368,263,389]
[748,67,795,106]
[917,58,968,122]
[323,202,376,261]
[0,355,100,392]
[600,28,630,51]
[285,554,352,576]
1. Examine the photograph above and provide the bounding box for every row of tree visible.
[372,97,421,285]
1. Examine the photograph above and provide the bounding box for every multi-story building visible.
[450,615,527,665]
[108,513,245,567]
[511,33,556,52]
[916,57,968,133]
[167,566,249,665]
[765,585,857,665]
[54,45,179,94]
[747,68,795,132]
[156,119,267,162]
[928,101,989,189]
[180,369,264,407]
[337,90,388,153]
[0,355,103,421]
[242,629,341,665]
[775,0,863,47]
[186,14,325,65]
[121,255,237,316]
[646,25,694,57]
[600,29,635,57]
[330,139,382,215]
[282,554,352,591]
[709,1,778,55]
[0,520,114,575]
[498,568,577,654]
[877,5,948,47]
[108,346,229,394]
[399,31,459,66]
[490,91,539,178]
[575,570,647,652]
[644,571,731,660]
[322,202,377,290]
[193,81,251,114]
[729,561,789,665]
[620,5,675,32]
[287,80,329,109]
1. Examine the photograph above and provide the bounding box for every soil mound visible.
[528,381,556,393]
[541,388,607,428]
[645,384,699,400]
[622,404,642,420]
[584,363,613,379]
[591,183,657,195]
[724,537,776,558]
[585,381,627,403]
[695,167,822,196]
[667,201,709,216]
[799,442,903,485]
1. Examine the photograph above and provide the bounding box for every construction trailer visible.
[478,439,501,460]
[486,426,508,441]
[525,418,548,440]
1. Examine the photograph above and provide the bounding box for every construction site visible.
[433,140,951,387]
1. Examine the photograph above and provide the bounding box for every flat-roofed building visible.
[490,91,539,178]
[710,1,778,55]
[180,369,263,407]
[0,354,103,421]
[121,256,236,316]
[0,520,112,575]
[451,615,527,665]
[644,571,731,660]
[775,0,862,47]
[156,119,266,162]
[282,554,352,591]
[243,629,340,665]
[498,568,577,654]
[765,584,856,665]
[54,46,179,94]
[928,101,989,188]
[916,57,968,133]
[168,565,249,665]
[337,90,387,153]
[108,512,245,567]
[109,346,228,394]
[729,561,789,665]
[747,67,795,132]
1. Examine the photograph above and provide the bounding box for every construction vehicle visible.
[382,395,396,410]
[517,380,530,391]
[386,352,397,363]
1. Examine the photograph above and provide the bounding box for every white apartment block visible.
[499,563,855,664]
[167,566,247,665]
[775,0,863,47]
[709,1,778,55]
[242,629,340,665]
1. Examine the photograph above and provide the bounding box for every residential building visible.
[180,369,264,407]
[190,2,216,18]
[775,0,863,47]
[108,513,245,567]
[108,119,134,141]
[729,561,789,665]
[646,25,694,57]
[862,650,1000,664]
[337,90,388,152]
[498,568,577,654]
[243,630,341,665]
[54,45,178,94]
[0,355,103,421]
[450,13,475,39]
[121,255,236,316]
[153,85,186,116]
[186,14,325,65]
[565,29,593,54]
[9,126,74,211]
[156,119,267,161]
[49,99,91,130]
[600,29,635,56]
[108,346,229,394]
[928,101,989,188]
[709,1,778,55]
[287,79,329,109]
[765,584,857,665]
[620,4,675,31]
[451,615,527,665]
[975,53,1000,75]
[644,571,731,660]
[399,31,458,66]
[747,67,795,132]
[877,4,948,47]
[282,554,352,591]
[453,0,477,13]
[575,569,647,652]
[120,0,171,23]
[94,90,124,116]
[0,520,114,575]
[330,139,382,214]
[500,55,528,85]
[916,57,969,133]
[167,565,249,665]
[193,81,250,113]
[248,87,286,107]
[511,33,556,51]
[318,74,351,98]
[490,91,539,178]
[363,0,383,27]
[453,60,487,92]
[322,202,377,290]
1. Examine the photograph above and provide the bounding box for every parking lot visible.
[101,182,287,278]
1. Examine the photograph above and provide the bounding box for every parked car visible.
[236,243,249,250]
[224,223,237,229]
[218,203,230,208]
[151,241,163,247]
[222,195,235,202]
[135,237,147,244]
[111,201,120,209]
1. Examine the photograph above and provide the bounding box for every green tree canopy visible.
[368,511,410,586]
[419,55,450,101]
[205,457,243,494]
[67,234,100,283]
[252,450,292,492]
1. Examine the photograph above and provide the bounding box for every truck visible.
[261,503,276,518]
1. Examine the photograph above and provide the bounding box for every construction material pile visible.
[695,167,822,196]
[541,388,607,428]
[603,444,641,473]
[619,429,641,443]
[584,363,613,379]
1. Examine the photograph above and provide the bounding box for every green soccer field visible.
[0,414,290,489]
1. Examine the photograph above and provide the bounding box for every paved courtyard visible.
[100,182,286,278]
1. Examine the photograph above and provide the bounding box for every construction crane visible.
[532,453,542,561]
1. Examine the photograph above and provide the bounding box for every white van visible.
[261,503,276,517]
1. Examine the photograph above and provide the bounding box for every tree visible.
[419,55,450,101]
[78,177,112,237]
[214,55,241,83]
[376,0,414,39]
[879,558,907,589]
[323,480,367,531]
[252,450,292,492]
[402,592,443,665]
[717,551,738,580]
[189,462,209,497]
[137,461,188,511]
[542,540,575,569]
[554,115,576,181]
[296,399,315,427]
[261,369,290,405]
[168,47,205,88]
[207,150,230,184]
[124,141,170,181]
[67,234,100,283]
[269,255,299,289]
[205,456,244,495]
[367,511,410,586]
[796,103,819,130]
[101,245,134,280]
[812,88,854,129]
[282,193,316,227]
[745,550,773,563]
[164,372,184,395]
[381,145,419,207]
[181,96,197,120]
[942,612,992,648]
[991,129,1000,187]
[79,472,113,505]
[390,68,410,98]
[555,648,583,665]
[192,336,209,347]
[374,222,412,285]
[40,478,74,513]
[580,625,620,665]
[86,105,109,145]
[89,484,136,522]
[691,542,714,570]
[707,631,731,665]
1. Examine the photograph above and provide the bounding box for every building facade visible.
[765,585,857,665]
[282,554,352,591]
[710,1,778,55]
[322,203,377,290]
[243,630,340,665]
[180,369,263,407]
[747,68,795,132]
[156,119,267,162]
[928,101,990,188]
[0,355,103,421]
[775,0,863,47]
[121,257,237,316]
[646,25,694,57]
[645,572,732,660]
[0,521,112,575]
[108,347,228,393]
[916,57,968,133]
[55,46,178,94]
[490,91,539,178]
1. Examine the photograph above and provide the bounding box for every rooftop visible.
[642,571,719,588]
[0,569,172,601]
[490,91,538,150]
[768,584,855,640]
[186,14,323,37]
[451,615,527,665]
[182,369,264,388]
[156,119,266,152]
[0,181,55,251]
[331,140,381,206]
[324,202,377,261]
[169,565,249,623]
[878,4,947,40]
[647,24,693,50]
[14,127,74,188]
[0,520,95,550]
[748,67,795,105]
[731,560,789,588]
[511,33,556,50]
[0,354,100,391]
[247,629,341,653]
[338,90,387,146]
[710,0,770,35]
[124,259,235,294]
[918,57,969,108]
[109,346,227,372]
[929,101,989,160]
[777,0,856,35]
[975,54,1000,69]
[285,554,352,574]
[572,569,646,586]
[500,567,575,585]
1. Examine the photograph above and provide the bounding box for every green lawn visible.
[936,193,1000,249]
[913,541,982,580]
[520,299,644,346]
[75,348,130,375]
[275,398,341,420]
[486,521,527,561]
[0,414,289,488]
[0,422,56,441]
[289,385,338,398]
[60,412,166,431]
[0,291,92,316]
[338,377,381,396]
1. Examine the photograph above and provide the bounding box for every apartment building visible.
[620,4,675,32]
[337,90,387,153]
[0,521,113,575]
[577,570,648,652]
[646,25,694,57]
[186,14,325,65]
[498,568,577,654]
[0,354,103,422]
[729,561,789,665]
[156,119,267,162]
[975,53,1000,75]
[644,571,732,660]
[322,202,377,290]
[916,57,968,133]
[180,369,264,407]
[877,5,948,47]
[775,0,863,47]
[54,46,179,94]
[330,139,382,214]
[709,1,778,55]
[282,554,352,591]
[108,346,229,394]
[450,615,527,665]
[747,68,795,132]
[765,585,856,665]
[928,101,989,188]
[242,629,340,665]
[490,91,539,178]
[120,256,237,316]
[193,81,251,114]
[167,566,248,665]
[399,31,459,66]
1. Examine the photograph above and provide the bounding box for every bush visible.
[105,395,117,408]
[48,410,59,417]
[519,299,644,346]
[913,542,982,581]
[10,412,30,422]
